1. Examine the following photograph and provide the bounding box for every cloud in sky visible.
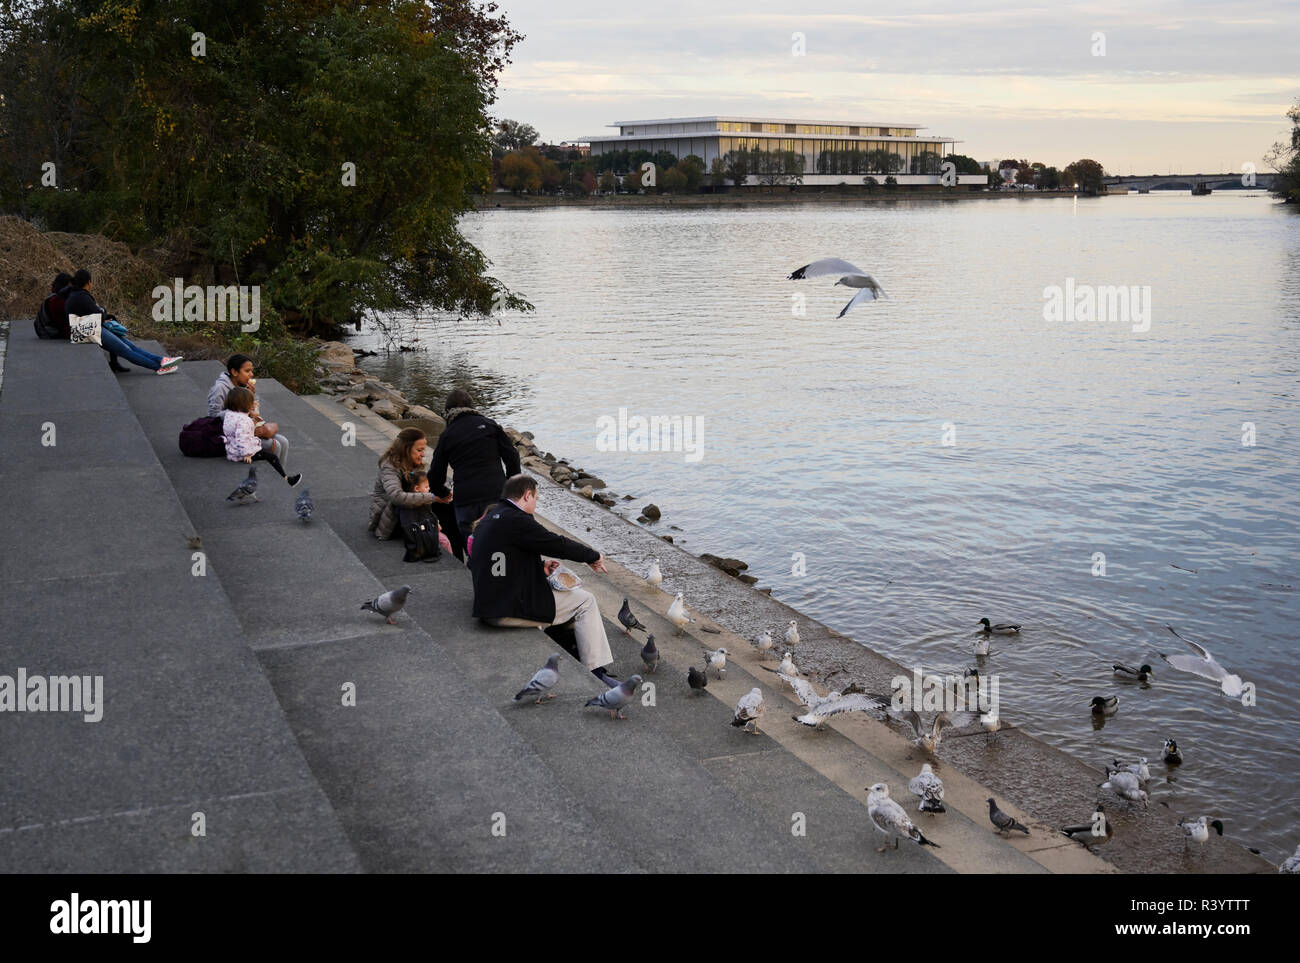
[492,0,1300,172]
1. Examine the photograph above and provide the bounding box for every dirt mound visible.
[0,216,162,321]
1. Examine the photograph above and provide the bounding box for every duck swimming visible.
[1090,695,1118,716]
[978,618,1021,635]
[1113,662,1155,683]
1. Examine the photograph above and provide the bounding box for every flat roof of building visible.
[608,116,929,128]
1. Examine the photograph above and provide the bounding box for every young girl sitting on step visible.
[224,387,302,486]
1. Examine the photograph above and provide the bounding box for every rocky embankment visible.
[313,339,762,588]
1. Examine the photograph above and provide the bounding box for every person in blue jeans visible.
[61,269,182,374]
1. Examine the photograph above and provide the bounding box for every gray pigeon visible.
[987,797,1030,835]
[514,654,561,704]
[640,634,659,673]
[584,674,643,719]
[361,584,411,624]
[226,465,258,504]
[618,598,646,635]
[295,488,314,522]
[687,665,707,694]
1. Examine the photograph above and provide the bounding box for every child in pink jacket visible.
[224,387,302,486]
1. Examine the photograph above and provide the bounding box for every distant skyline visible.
[492,0,1299,174]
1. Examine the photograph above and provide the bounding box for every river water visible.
[353,193,1300,862]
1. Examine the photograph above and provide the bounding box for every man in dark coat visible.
[428,388,522,541]
[469,474,615,681]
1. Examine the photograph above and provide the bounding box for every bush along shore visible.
[315,340,766,592]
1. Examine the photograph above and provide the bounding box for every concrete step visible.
[0,329,358,872]
[117,358,633,871]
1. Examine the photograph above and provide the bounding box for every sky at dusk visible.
[491,0,1299,175]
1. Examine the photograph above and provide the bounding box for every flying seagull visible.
[788,258,888,318]
[770,670,882,729]
[866,783,939,851]
[1160,625,1243,698]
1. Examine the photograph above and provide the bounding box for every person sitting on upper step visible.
[207,353,290,465]
[61,268,183,374]
[468,473,617,685]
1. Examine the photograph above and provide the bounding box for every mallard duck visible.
[1062,803,1113,846]
[1113,662,1155,683]
[978,618,1021,635]
[1162,738,1183,765]
[1090,695,1118,716]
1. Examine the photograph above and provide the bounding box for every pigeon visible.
[776,651,799,677]
[1162,738,1183,765]
[294,488,314,522]
[226,465,259,504]
[752,628,775,658]
[687,665,708,694]
[731,688,765,733]
[783,620,800,648]
[704,647,728,678]
[185,534,202,550]
[360,584,411,624]
[908,763,946,813]
[583,674,642,719]
[1062,804,1112,845]
[771,671,883,729]
[866,783,939,851]
[978,618,1021,635]
[1100,767,1149,808]
[1280,844,1300,874]
[647,559,663,588]
[617,598,646,635]
[1113,756,1150,784]
[666,593,693,635]
[1160,625,1244,698]
[788,258,888,319]
[987,798,1030,835]
[1113,662,1155,683]
[1177,815,1224,848]
[1089,695,1118,716]
[514,654,561,704]
[640,634,659,673]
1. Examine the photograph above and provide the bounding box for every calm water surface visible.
[354,194,1300,861]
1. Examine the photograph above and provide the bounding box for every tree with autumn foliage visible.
[0,0,530,333]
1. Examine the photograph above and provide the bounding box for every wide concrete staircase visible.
[1,326,1067,872]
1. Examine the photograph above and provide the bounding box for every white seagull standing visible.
[865,783,939,852]
[783,620,801,649]
[788,258,888,318]
[647,559,663,589]
[1161,626,1244,698]
[666,593,693,635]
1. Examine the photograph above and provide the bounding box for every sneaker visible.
[156,365,178,375]
[159,356,184,368]
[286,473,302,487]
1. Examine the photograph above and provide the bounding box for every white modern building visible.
[582,116,984,187]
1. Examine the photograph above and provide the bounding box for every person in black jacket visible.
[62,269,183,373]
[428,388,522,544]
[469,474,616,682]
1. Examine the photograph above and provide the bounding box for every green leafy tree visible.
[598,170,617,193]
[678,154,705,191]
[494,119,539,154]
[1062,158,1107,192]
[621,170,642,193]
[499,152,541,194]
[723,148,751,187]
[943,153,983,175]
[0,0,529,333]
[709,156,726,190]
[660,167,688,193]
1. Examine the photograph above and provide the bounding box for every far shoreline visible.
[471,188,1097,211]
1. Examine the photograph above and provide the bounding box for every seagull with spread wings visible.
[788,258,888,318]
